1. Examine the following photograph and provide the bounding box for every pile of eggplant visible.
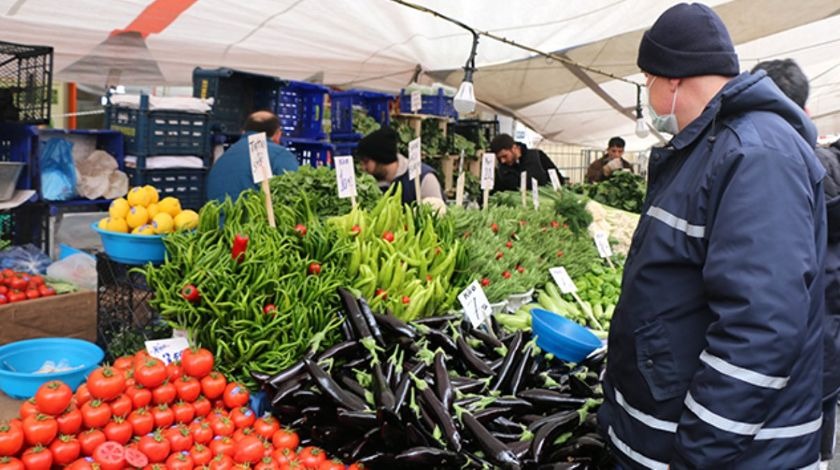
[252,288,612,469]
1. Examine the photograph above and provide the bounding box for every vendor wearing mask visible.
[356,127,445,205]
[490,134,559,192]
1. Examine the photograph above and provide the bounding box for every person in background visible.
[600,3,825,469]
[206,111,299,202]
[753,57,840,469]
[356,127,445,204]
[586,136,634,183]
[490,134,559,192]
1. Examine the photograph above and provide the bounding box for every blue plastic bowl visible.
[91,222,166,265]
[0,338,104,399]
[531,308,602,363]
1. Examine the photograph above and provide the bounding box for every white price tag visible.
[408,138,422,180]
[548,169,562,191]
[458,280,493,328]
[520,172,528,206]
[594,231,613,258]
[410,91,422,113]
[172,329,188,339]
[549,267,577,294]
[532,177,540,209]
[455,172,465,207]
[145,337,189,365]
[481,153,495,190]
[334,156,357,199]
[247,132,273,184]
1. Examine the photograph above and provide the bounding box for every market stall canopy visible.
[1,0,839,148]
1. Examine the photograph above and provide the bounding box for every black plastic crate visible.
[0,202,49,252]
[0,41,53,125]
[193,67,283,135]
[449,119,500,152]
[130,167,207,210]
[107,105,210,158]
[330,90,393,140]
[0,123,38,190]
[96,252,170,360]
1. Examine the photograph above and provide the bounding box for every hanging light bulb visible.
[635,84,649,138]
[454,33,479,115]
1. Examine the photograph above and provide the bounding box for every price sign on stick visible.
[455,151,466,207]
[548,169,562,191]
[248,132,276,227]
[459,280,493,328]
[481,153,495,209]
[532,177,540,209]
[409,137,422,202]
[411,90,422,113]
[146,337,189,365]
[334,156,357,207]
[594,231,615,268]
[520,172,528,207]
[550,267,577,294]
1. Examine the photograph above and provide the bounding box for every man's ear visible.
[272,129,282,144]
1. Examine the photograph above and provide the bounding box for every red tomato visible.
[318,460,345,470]
[7,291,25,303]
[92,441,125,470]
[87,367,126,401]
[24,289,40,300]
[229,407,255,429]
[172,401,195,424]
[180,348,214,379]
[2,269,14,278]
[0,423,24,457]
[271,448,295,466]
[208,454,235,470]
[18,399,38,419]
[0,286,7,295]
[167,362,184,382]
[232,436,263,464]
[253,416,279,440]
[189,421,213,445]
[49,434,81,465]
[222,384,249,410]
[201,373,227,400]
[192,396,211,418]
[297,447,326,469]
[103,417,133,445]
[152,381,177,405]
[189,444,212,466]
[80,400,112,429]
[78,429,106,457]
[34,381,72,416]
[124,447,149,469]
[137,431,170,464]
[271,429,299,451]
[209,436,235,457]
[231,427,255,443]
[10,278,26,291]
[36,286,55,297]
[166,451,194,470]
[151,405,174,429]
[134,358,167,389]
[56,405,82,435]
[21,414,57,446]
[175,376,202,402]
[0,457,24,470]
[254,456,278,470]
[210,417,235,437]
[113,356,134,371]
[346,463,366,470]
[127,408,154,437]
[308,263,321,276]
[109,394,132,418]
[164,425,193,452]
[382,231,394,243]
[21,445,52,470]
[75,384,92,407]
[0,294,8,305]
[126,385,153,410]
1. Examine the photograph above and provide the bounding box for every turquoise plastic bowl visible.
[531,308,602,363]
[0,338,104,399]
[91,222,166,265]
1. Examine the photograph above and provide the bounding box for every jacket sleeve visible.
[671,147,820,467]
[586,158,604,183]
[538,150,558,171]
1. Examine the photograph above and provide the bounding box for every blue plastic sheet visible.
[40,138,77,201]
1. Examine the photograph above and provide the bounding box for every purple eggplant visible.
[460,410,522,469]
[432,351,453,410]
[394,446,466,466]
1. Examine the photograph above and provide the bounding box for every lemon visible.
[174,210,199,231]
[109,198,130,219]
[147,203,159,219]
[158,197,182,217]
[132,224,156,235]
[126,206,149,229]
[105,217,129,233]
[152,213,174,234]
[98,217,109,230]
[127,186,152,207]
[144,185,160,205]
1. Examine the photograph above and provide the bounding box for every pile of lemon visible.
[98,186,200,235]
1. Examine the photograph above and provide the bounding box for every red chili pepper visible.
[425,274,433,282]
[350,225,361,235]
[294,224,307,237]
[263,304,276,315]
[374,289,387,300]
[516,265,525,274]
[308,263,322,276]
[481,278,491,287]
[181,284,200,303]
[505,241,513,249]
[502,271,512,279]
[556,250,565,257]
[231,234,249,263]
[550,220,560,228]
[401,296,411,305]
[495,252,504,260]
[490,223,499,233]
[382,231,395,243]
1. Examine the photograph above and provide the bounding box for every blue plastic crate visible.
[193,67,283,135]
[282,138,333,168]
[330,90,394,140]
[399,88,456,118]
[129,167,207,210]
[276,81,328,140]
[332,140,358,158]
[0,123,37,190]
[106,97,210,158]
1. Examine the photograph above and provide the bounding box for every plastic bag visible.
[40,138,78,201]
[46,253,96,290]
[0,244,52,274]
[76,150,128,200]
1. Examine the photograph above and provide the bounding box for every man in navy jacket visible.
[599,3,826,469]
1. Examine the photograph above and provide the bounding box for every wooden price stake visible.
[408,137,422,203]
[481,152,495,209]
[520,171,528,208]
[455,150,466,207]
[247,132,275,227]
[334,156,358,208]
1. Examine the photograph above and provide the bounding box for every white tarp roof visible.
[1,0,839,149]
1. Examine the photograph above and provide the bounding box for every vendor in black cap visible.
[356,127,445,205]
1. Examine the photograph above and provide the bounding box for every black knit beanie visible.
[637,3,739,78]
[356,128,398,164]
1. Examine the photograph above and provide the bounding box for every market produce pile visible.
[256,290,611,469]
[0,348,353,469]
[570,171,647,214]
[268,166,381,218]
[97,186,199,235]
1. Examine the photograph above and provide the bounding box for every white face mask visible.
[647,77,679,135]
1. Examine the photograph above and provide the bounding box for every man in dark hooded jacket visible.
[753,57,840,466]
[599,4,826,469]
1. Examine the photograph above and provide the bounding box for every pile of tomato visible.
[0,348,354,469]
[0,270,56,305]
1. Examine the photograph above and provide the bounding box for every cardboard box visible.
[0,290,96,344]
